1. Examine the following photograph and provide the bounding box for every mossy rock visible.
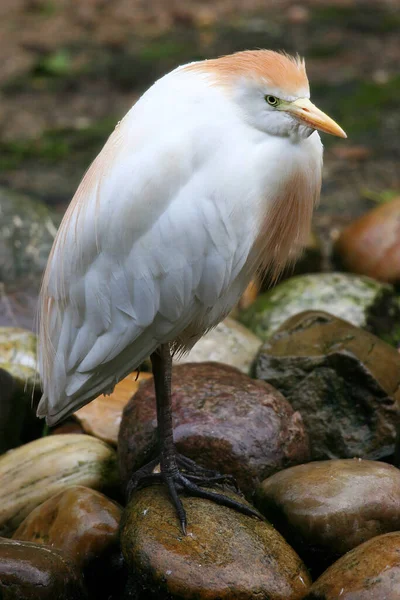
[240,272,400,347]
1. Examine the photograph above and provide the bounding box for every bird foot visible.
[126,453,262,534]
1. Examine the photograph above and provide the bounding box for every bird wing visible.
[38,114,255,425]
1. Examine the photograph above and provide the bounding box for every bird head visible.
[186,50,346,141]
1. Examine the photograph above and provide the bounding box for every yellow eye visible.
[265,95,279,106]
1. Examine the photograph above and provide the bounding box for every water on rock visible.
[118,362,309,498]
[256,458,400,574]
[120,486,311,600]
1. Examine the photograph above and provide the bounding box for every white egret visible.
[38,50,346,532]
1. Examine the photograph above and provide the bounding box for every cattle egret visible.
[38,50,346,532]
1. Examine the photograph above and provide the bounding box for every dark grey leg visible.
[127,343,262,534]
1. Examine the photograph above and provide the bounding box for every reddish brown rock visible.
[13,486,121,569]
[74,371,153,445]
[118,362,310,497]
[335,197,400,282]
[255,459,400,574]
[50,418,85,436]
[13,486,124,600]
[305,532,400,599]
[120,486,311,600]
[0,537,86,599]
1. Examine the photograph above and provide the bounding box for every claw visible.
[126,453,262,534]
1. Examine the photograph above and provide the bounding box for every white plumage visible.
[38,50,345,425]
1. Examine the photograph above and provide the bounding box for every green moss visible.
[312,5,400,33]
[0,117,116,171]
[312,76,400,140]
[34,49,72,78]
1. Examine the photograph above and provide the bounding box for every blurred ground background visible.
[0,0,399,328]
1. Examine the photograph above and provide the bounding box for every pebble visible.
[304,532,400,599]
[74,371,152,445]
[118,362,309,498]
[174,317,262,374]
[0,537,86,599]
[13,486,124,600]
[256,459,400,574]
[335,197,400,283]
[0,434,119,536]
[120,486,311,600]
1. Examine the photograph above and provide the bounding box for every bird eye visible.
[265,95,279,106]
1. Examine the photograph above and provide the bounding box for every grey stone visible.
[174,317,262,374]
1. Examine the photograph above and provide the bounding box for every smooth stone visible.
[50,418,86,436]
[120,486,311,600]
[0,537,86,599]
[255,311,400,460]
[74,372,153,445]
[0,186,61,284]
[304,532,400,599]
[0,327,42,452]
[335,197,400,283]
[174,317,262,374]
[0,327,37,386]
[118,362,309,497]
[255,459,400,574]
[13,486,124,600]
[0,434,119,536]
[239,272,400,347]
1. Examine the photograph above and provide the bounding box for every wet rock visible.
[118,363,309,498]
[304,532,400,599]
[0,186,60,284]
[0,327,42,452]
[255,459,400,574]
[74,372,153,445]
[174,317,262,374]
[120,486,311,600]
[0,537,86,599]
[13,486,123,600]
[50,418,86,436]
[239,272,400,347]
[335,197,400,283]
[0,434,119,536]
[255,311,400,460]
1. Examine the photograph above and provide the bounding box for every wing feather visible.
[37,72,261,425]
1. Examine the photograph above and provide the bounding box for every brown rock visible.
[13,486,121,569]
[50,418,85,436]
[120,486,311,600]
[255,311,400,460]
[335,197,400,282]
[330,144,371,161]
[13,486,123,600]
[74,371,152,445]
[0,537,86,599]
[255,459,400,574]
[118,363,309,497]
[305,532,400,599]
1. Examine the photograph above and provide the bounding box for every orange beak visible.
[287,98,347,138]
